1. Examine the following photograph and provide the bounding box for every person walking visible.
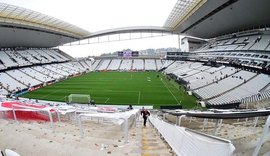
[141,107,150,126]
[127,104,133,110]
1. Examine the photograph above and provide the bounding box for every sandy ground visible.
[0,114,172,156]
[1,112,270,156]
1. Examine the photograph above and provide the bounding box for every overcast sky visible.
[1,0,179,57]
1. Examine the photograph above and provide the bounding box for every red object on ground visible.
[1,101,56,122]
[2,101,45,109]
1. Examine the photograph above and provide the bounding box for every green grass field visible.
[21,72,197,109]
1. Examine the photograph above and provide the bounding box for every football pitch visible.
[22,72,197,109]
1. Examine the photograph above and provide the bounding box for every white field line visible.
[41,89,61,99]
[104,90,138,93]
[138,91,141,104]
[161,79,180,104]
[105,97,110,103]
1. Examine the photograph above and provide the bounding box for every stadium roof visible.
[169,0,270,38]
[164,0,206,29]
[0,0,269,48]
[85,26,174,39]
[0,2,90,39]
[82,0,270,40]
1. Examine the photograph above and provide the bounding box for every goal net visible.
[67,94,91,104]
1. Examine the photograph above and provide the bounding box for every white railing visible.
[77,109,139,143]
[253,116,270,156]
[11,104,60,132]
[149,115,235,156]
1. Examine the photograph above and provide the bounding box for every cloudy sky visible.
[1,0,179,57]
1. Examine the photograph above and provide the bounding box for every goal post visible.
[67,94,91,104]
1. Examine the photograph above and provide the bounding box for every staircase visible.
[154,59,158,71]
[78,61,86,69]
[105,59,112,70]
[130,59,134,70]
[143,59,145,71]
[117,59,122,70]
[130,118,173,156]
[95,60,103,71]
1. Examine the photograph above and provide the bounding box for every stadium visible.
[0,0,270,155]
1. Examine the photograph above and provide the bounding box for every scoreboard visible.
[118,50,139,57]
[132,51,139,57]
[118,51,123,57]
[166,52,189,60]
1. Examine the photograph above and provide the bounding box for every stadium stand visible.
[6,69,42,87]
[208,74,270,105]
[19,50,42,64]
[156,59,163,70]
[26,50,50,64]
[0,88,9,95]
[96,59,111,71]
[84,59,93,70]
[91,59,101,70]
[0,62,5,70]
[175,29,270,107]
[171,62,203,76]
[107,59,121,70]
[20,67,54,83]
[194,33,270,52]
[60,62,83,73]
[48,49,69,62]
[0,51,18,68]
[194,31,270,71]
[144,59,157,71]
[0,72,27,92]
[161,60,174,69]
[132,59,144,70]
[185,66,235,90]
[265,85,270,91]
[90,58,163,71]
[68,62,87,72]
[0,48,92,96]
[5,50,32,67]
[34,49,58,62]
[241,89,270,107]
[78,60,91,69]
[31,66,63,80]
[119,59,132,71]
[163,61,185,74]
[43,64,70,77]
